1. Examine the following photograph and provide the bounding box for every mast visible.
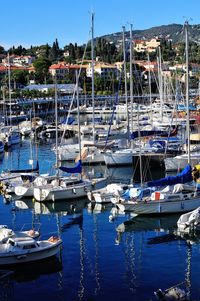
[185,21,190,164]
[76,70,81,160]
[54,75,59,174]
[130,24,133,143]
[7,53,12,127]
[147,52,152,124]
[76,69,82,180]
[122,26,129,140]
[158,46,163,122]
[91,12,95,144]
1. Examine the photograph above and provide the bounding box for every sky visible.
[2,0,200,49]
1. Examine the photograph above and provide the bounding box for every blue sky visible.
[2,0,200,49]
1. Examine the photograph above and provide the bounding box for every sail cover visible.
[59,160,82,174]
[147,164,192,187]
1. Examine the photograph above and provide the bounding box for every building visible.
[2,55,35,66]
[134,38,161,53]
[86,62,119,79]
[49,63,86,79]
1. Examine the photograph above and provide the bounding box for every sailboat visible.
[104,25,131,166]
[4,53,21,148]
[56,14,113,165]
[108,22,200,216]
[33,71,106,202]
[164,22,197,172]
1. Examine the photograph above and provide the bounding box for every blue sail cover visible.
[147,164,192,187]
[59,160,82,174]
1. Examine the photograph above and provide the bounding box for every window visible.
[23,244,36,249]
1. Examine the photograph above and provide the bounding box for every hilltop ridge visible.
[99,23,200,44]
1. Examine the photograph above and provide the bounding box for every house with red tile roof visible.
[49,63,86,79]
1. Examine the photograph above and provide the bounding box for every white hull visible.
[82,151,104,164]
[34,183,91,202]
[164,154,200,171]
[177,207,200,233]
[104,150,133,166]
[116,196,200,215]
[58,146,79,161]
[0,241,61,265]
[15,185,34,198]
[58,146,105,164]
[33,177,107,202]
[92,192,119,203]
[87,183,126,203]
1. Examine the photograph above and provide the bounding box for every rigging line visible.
[164,89,179,158]
[104,74,123,148]
[59,35,90,146]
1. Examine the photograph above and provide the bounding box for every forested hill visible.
[100,23,200,44]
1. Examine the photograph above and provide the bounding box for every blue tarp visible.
[147,164,192,187]
[149,140,166,148]
[122,187,155,200]
[59,160,82,174]
[177,104,196,111]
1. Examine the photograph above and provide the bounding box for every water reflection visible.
[3,138,200,300]
[14,198,88,216]
[87,202,113,214]
[115,214,179,244]
[10,256,63,283]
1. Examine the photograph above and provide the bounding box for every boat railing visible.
[18,222,41,232]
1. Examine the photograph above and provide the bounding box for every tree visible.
[11,69,29,86]
[0,45,5,54]
[33,56,51,83]
[50,38,61,62]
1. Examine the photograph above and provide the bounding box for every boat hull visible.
[104,151,133,166]
[117,197,200,215]
[0,242,61,265]
[33,177,107,202]
[164,155,200,171]
[34,182,92,202]
[15,186,33,198]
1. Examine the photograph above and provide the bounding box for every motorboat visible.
[177,206,200,234]
[0,236,62,265]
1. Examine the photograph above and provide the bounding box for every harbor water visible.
[0,138,200,301]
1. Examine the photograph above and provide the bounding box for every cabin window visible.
[9,240,15,246]
[23,244,36,249]
[168,196,180,200]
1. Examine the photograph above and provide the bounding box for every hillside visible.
[99,23,200,44]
